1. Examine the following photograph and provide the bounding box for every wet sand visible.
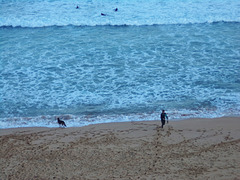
[1,117,239,180]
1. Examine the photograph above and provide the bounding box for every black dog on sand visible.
[57,118,67,128]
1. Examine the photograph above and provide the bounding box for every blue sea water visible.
[0,0,240,128]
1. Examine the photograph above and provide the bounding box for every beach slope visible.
[1,117,239,179]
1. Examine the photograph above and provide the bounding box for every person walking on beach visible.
[161,110,168,128]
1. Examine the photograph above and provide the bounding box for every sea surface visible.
[0,0,240,128]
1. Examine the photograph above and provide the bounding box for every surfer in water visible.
[161,110,168,128]
[101,8,118,16]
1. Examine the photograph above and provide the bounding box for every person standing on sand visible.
[161,110,168,128]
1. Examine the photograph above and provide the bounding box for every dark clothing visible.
[161,112,168,128]
[161,113,167,121]
[161,119,166,128]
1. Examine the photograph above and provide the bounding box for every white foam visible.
[0,0,239,27]
[1,107,239,129]
[1,8,240,124]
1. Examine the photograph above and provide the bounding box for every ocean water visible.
[0,0,240,128]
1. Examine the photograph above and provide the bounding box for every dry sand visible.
[0,117,239,180]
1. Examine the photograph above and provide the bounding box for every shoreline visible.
[1,115,240,130]
[1,117,239,179]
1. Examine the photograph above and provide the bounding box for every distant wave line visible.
[1,21,240,29]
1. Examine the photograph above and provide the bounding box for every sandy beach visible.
[1,117,239,180]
